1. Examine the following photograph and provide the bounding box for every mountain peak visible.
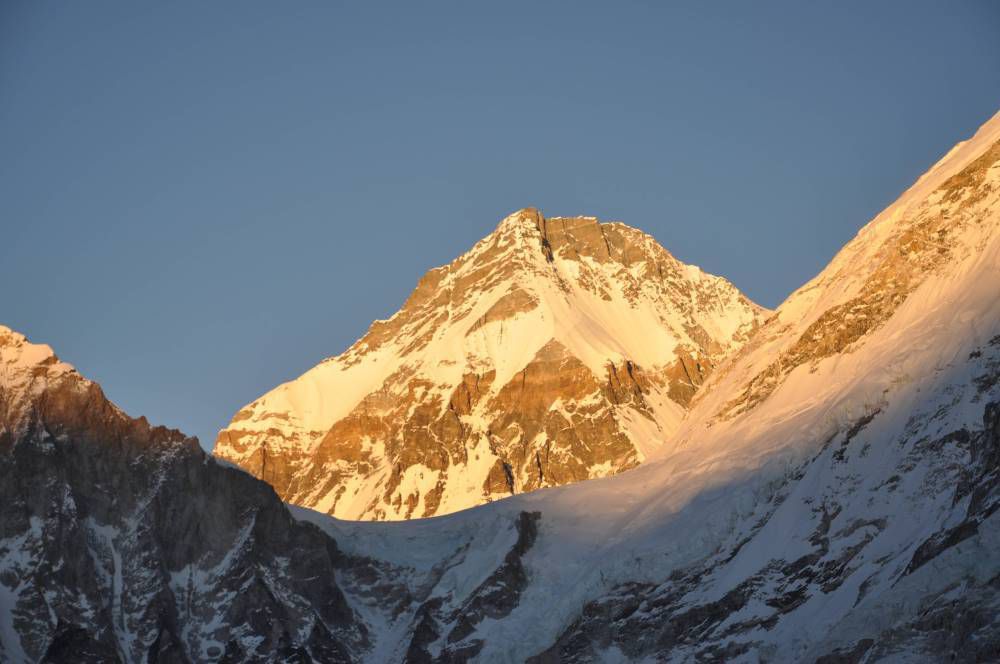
[214,210,768,520]
[0,325,192,454]
[494,206,544,231]
[0,325,79,400]
[486,210,675,285]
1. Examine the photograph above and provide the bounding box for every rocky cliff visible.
[214,212,768,520]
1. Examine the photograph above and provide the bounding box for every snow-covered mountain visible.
[214,212,767,520]
[2,107,998,663]
[506,109,1000,663]
[296,110,1000,662]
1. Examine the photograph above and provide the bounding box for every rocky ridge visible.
[0,326,369,661]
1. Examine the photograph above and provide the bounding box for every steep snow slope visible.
[291,110,1000,662]
[215,212,767,520]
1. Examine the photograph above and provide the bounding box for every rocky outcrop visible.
[215,211,768,520]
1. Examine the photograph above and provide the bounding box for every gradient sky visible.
[2,1,999,450]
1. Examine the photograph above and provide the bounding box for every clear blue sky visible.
[2,1,998,450]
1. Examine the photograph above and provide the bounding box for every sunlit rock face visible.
[213,210,769,520]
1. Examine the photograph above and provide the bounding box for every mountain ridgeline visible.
[1,109,999,662]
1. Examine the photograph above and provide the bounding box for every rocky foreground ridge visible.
[0,325,366,661]
[215,211,768,520]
